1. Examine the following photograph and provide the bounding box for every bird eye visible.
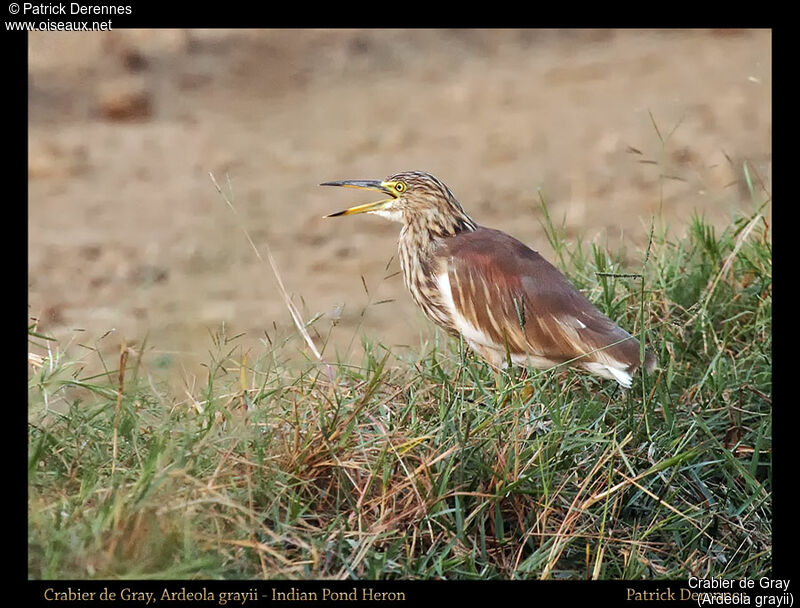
[394,181,406,193]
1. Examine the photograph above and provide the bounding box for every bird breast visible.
[398,233,457,334]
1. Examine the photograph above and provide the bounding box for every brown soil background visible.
[28,29,772,378]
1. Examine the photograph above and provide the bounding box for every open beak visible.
[320,180,396,217]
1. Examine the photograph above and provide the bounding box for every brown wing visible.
[437,227,647,370]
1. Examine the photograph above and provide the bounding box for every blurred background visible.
[28,29,771,376]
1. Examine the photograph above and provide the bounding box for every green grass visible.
[28,196,771,580]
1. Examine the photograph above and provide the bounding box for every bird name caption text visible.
[626,578,792,607]
[42,586,407,605]
[43,587,258,606]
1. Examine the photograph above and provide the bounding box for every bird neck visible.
[401,213,475,253]
[398,209,475,284]
[408,202,477,241]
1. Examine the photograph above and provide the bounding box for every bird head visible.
[321,171,475,234]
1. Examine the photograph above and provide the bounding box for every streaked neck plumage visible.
[396,193,477,330]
